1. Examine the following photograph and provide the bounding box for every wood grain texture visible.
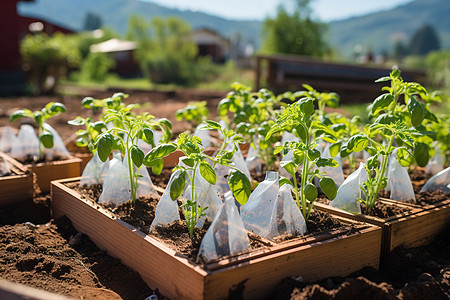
[0,152,34,206]
[51,178,382,300]
[315,198,450,256]
[28,156,81,193]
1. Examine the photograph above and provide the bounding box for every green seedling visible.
[266,97,338,220]
[175,101,209,127]
[10,102,67,159]
[146,120,251,239]
[67,117,107,153]
[95,106,173,203]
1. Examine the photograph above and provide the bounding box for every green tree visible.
[83,12,103,31]
[20,32,80,94]
[261,0,328,57]
[409,24,441,56]
[126,15,209,85]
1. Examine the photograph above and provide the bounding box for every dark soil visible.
[273,227,450,300]
[0,195,160,299]
[149,167,173,189]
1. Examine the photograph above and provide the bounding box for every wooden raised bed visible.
[28,156,81,194]
[0,152,35,206]
[315,197,450,256]
[52,177,382,300]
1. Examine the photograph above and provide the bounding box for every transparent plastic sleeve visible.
[150,169,183,231]
[10,125,39,160]
[330,163,368,214]
[420,167,450,195]
[194,125,211,148]
[197,191,250,262]
[0,154,11,176]
[42,124,70,159]
[245,142,264,176]
[319,143,345,188]
[240,171,279,235]
[385,157,415,202]
[261,184,307,240]
[0,126,16,153]
[425,149,445,176]
[79,151,110,186]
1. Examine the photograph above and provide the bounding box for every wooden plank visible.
[51,179,206,300]
[52,178,382,300]
[28,156,81,194]
[314,199,450,255]
[204,226,381,300]
[0,279,71,300]
[0,152,34,206]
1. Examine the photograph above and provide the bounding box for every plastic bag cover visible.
[0,126,16,153]
[386,157,415,202]
[197,191,250,262]
[261,184,307,240]
[241,171,279,235]
[420,167,450,195]
[10,125,39,160]
[330,163,368,214]
[79,151,110,186]
[43,124,70,159]
[319,143,345,187]
[425,150,445,176]
[194,125,211,148]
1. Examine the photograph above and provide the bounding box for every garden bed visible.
[0,152,35,207]
[52,177,381,300]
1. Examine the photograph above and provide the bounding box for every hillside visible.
[327,0,450,57]
[18,0,262,46]
[18,0,450,58]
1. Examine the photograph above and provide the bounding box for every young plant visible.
[295,84,340,125]
[145,120,251,239]
[175,101,209,127]
[343,121,424,211]
[9,102,66,159]
[368,69,440,166]
[95,106,173,202]
[218,82,281,169]
[266,98,338,220]
[67,117,107,153]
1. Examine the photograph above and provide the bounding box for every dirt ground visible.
[0,87,449,299]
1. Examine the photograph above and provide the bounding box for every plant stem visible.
[367,134,395,210]
[126,134,137,203]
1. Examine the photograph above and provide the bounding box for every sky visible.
[143,0,414,21]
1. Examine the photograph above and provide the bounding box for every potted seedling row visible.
[313,70,449,255]
[51,98,382,299]
[8,102,81,193]
[0,152,35,206]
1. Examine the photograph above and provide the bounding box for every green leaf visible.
[374,113,397,125]
[367,156,379,169]
[375,76,391,83]
[347,135,369,152]
[199,161,216,185]
[295,124,308,143]
[280,161,297,175]
[304,183,318,201]
[97,133,113,162]
[202,120,221,130]
[68,117,85,126]
[228,169,251,205]
[320,177,337,200]
[142,128,154,144]
[274,145,284,155]
[131,145,144,168]
[414,142,429,167]
[81,97,94,108]
[218,98,230,116]
[181,157,195,167]
[49,102,66,114]
[39,131,54,148]
[408,97,425,127]
[9,110,26,122]
[371,93,394,114]
[308,149,321,161]
[170,170,186,200]
[397,147,413,167]
[151,158,164,175]
[299,98,314,116]
[329,142,341,157]
[279,177,293,187]
[145,144,177,162]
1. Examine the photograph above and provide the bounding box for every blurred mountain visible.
[18,0,449,57]
[327,0,450,58]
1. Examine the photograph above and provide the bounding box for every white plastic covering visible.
[425,149,445,176]
[385,157,416,202]
[330,163,368,214]
[79,151,110,186]
[42,124,70,159]
[241,171,279,235]
[245,141,264,176]
[193,124,211,148]
[0,126,16,153]
[420,167,450,195]
[319,143,345,188]
[10,124,39,160]
[261,184,307,240]
[197,191,250,262]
